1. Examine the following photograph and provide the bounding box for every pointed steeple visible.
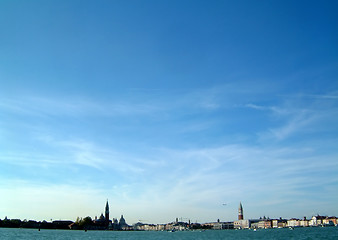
[105,199,109,222]
[105,199,109,212]
[238,202,244,220]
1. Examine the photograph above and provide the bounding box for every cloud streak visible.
[0,95,159,118]
[1,137,337,222]
[1,87,337,222]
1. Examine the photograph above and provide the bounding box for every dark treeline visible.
[0,216,118,230]
[0,217,73,229]
[190,223,213,230]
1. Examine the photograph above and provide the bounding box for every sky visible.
[0,0,337,224]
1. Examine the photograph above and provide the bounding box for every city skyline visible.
[0,0,337,224]
[1,200,336,228]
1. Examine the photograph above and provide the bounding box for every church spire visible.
[105,199,109,222]
[105,199,109,211]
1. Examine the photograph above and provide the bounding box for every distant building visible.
[299,217,309,227]
[325,217,337,226]
[119,215,129,230]
[309,215,336,227]
[257,219,272,229]
[287,218,300,227]
[309,215,325,226]
[234,219,250,229]
[165,220,189,231]
[250,219,259,229]
[91,200,112,229]
[135,223,157,231]
[272,218,287,228]
[207,221,234,230]
[112,218,119,229]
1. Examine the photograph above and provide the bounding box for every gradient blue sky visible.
[0,0,337,224]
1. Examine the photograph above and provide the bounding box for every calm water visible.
[0,227,337,240]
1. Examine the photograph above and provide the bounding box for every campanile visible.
[105,199,109,222]
[238,202,243,220]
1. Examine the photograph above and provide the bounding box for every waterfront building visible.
[325,217,337,226]
[308,215,337,227]
[309,215,325,226]
[155,224,165,231]
[132,222,165,231]
[247,219,261,229]
[272,219,279,228]
[119,215,129,230]
[112,218,119,229]
[164,220,189,231]
[234,219,250,229]
[299,217,309,227]
[137,223,157,231]
[222,222,234,229]
[272,218,287,228]
[287,218,300,227]
[207,221,234,230]
[257,219,272,229]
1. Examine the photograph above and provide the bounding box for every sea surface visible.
[0,227,337,240]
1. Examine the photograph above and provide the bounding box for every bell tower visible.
[238,202,243,220]
[105,199,109,222]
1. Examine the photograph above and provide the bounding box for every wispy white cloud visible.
[300,92,338,100]
[1,87,338,222]
[58,139,145,173]
[0,135,145,174]
[247,91,338,141]
[0,153,67,167]
[109,143,338,221]
[0,82,281,121]
[267,110,315,140]
[245,103,267,110]
[245,103,287,115]
[0,95,159,117]
[1,140,337,222]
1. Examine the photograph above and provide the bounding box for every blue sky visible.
[0,0,337,223]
